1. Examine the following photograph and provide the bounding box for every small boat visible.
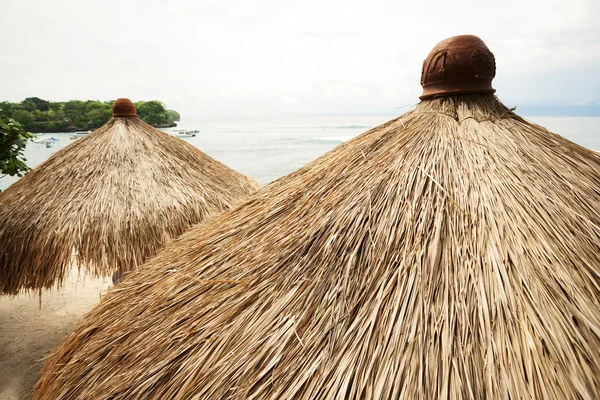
[172,129,199,138]
[70,130,92,139]
[32,136,60,145]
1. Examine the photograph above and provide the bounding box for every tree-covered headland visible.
[0,97,181,133]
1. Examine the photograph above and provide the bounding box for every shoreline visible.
[29,122,178,134]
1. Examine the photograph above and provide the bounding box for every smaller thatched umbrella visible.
[34,38,600,399]
[0,99,259,295]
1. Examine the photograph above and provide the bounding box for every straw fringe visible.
[0,117,260,295]
[34,95,600,399]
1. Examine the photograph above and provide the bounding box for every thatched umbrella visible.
[0,98,259,295]
[34,36,600,399]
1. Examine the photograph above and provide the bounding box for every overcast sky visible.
[1,0,599,117]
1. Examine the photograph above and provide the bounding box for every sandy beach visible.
[0,269,111,400]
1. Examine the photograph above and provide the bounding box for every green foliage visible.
[12,109,34,126]
[0,114,33,185]
[136,101,168,125]
[0,102,11,118]
[21,97,49,112]
[2,98,181,133]
[167,109,181,122]
[135,101,181,126]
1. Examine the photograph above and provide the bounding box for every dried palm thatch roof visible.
[0,99,259,295]
[35,37,600,399]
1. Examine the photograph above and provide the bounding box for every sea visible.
[1,115,598,191]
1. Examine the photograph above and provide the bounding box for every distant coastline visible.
[45,122,177,133]
[29,122,178,134]
[0,97,180,133]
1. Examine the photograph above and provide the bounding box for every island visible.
[0,97,181,133]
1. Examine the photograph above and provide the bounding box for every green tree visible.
[11,109,34,127]
[85,100,108,113]
[85,108,109,128]
[137,101,169,125]
[46,120,69,132]
[166,110,181,123]
[63,101,87,128]
[63,100,86,115]
[21,97,49,112]
[0,113,32,186]
[0,102,12,118]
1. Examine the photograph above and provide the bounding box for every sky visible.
[1,0,599,117]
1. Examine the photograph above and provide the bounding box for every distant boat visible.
[172,129,198,138]
[32,136,60,145]
[70,130,92,139]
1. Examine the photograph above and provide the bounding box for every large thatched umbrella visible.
[0,99,259,295]
[34,36,600,399]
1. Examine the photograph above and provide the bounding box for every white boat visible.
[32,136,60,144]
[172,129,198,138]
[31,136,60,148]
[70,130,92,139]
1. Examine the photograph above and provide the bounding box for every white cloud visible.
[1,0,598,116]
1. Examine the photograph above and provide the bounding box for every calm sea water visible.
[1,115,598,190]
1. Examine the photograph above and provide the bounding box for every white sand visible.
[0,269,111,400]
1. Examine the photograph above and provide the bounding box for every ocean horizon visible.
[1,115,598,191]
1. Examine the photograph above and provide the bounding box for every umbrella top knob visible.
[420,35,496,100]
[112,98,137,117]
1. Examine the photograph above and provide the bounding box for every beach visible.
[0,270,111,400]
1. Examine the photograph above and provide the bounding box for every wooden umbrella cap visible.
[420,35,496,100]
[112,98,137,117]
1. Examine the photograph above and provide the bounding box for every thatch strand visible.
[34,95,600,399]
[0,116,259,295]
